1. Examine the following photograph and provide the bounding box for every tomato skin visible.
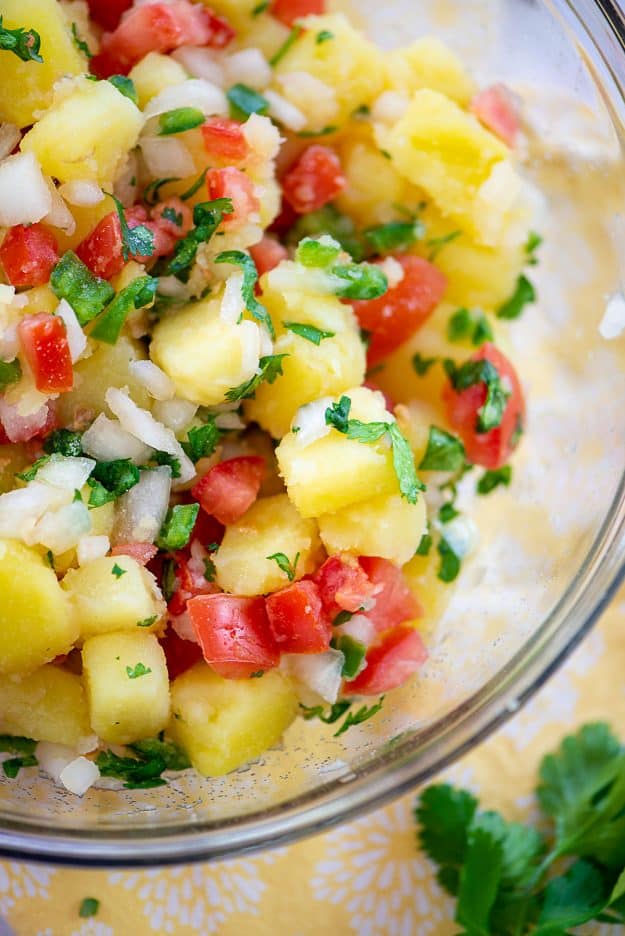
[110,543,158,566]
[160,628,203,680]
[86,0,132,31]
[250,236,288,277]
[192,456,265,526]
[282,146,346,215]
[201,118,249,162]
[358,557,422,633]
[352,255,447,366]
[271,0,325,27]
[346,625,427,695]
[207,167,260,227]
[0,224,59,288]
[471,84,519,148]
[266,580,331,653]
[443,342,525,470]
[313,555,379,618]
[18,313,73,394]
[188,594,279,678]
[150,197,193,238]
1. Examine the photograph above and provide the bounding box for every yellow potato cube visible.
[20,284,58,315]
[150,295,262,406]
[83,632,170,745]
[89,502,115,538]
[335,139,415,228]
[0,540,77,676]
[319,492,427,567]
[129,52,189,109]
[21,77,142,185]
[169,663,298,776]
[62,555,164,639]
[386,38,475,105]
[273,14,385,126]
[276,386,400,518]
[0,0,85,128]
[215,494,322,595]
[403,552,452,635]
[51,196,117,255]
[381,89,507,241]
[0,665,90,747]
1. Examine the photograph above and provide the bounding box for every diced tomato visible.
[93,1,235,77]
[271,0,325,27]
[86,0,132,31]
[0,398,55,444]
[76,206,147,280]
[191,510,224,550]
[358,557,422,633]
[201,118,249,162]
[168,549,219,616]
[313,555,380,618]
[250,236,288,277]
[111,543,158,566]
[207,167,260,227]
[281,146,346,214]
[471,84,519,148]
[352,255,447,366]
[346,625,427,695]
[266,580,331,653]
[443,342,525,470]
[160,628,203,680]
[192,456,265,526]
[188,594,279,678]
[0,224,59,288]
[18,314,73,394]
[269,197,298,237]
[150,197,193,238]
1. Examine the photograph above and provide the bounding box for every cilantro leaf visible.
[412,352,437,376]
[300,697,385,736]
[226,83,269,120]
[525,230,543,265]
[300,701,352,725]
[419,426,466,472]
[71,22,92,58]
[448,307,494,347]
[107,192,154,263]
[166,198,232,282]
[158,107,205,136]
[126,662,152,679]
[478,466,512,495]
[78,898,100,919]
[0,16,43,63]
[0,735,37,756]
[181,420,221,462]
[215,250,275,338]
[497,274,536,320]
[288,204,366,261]
[130,737,191,771]
[439,502,459,524]
[266,551,299,581]
[3,754,38,778]
[50,251,115,326]
[91,275,157,344]
[284,321,335,345]
[156,503,200,551]
[416,784,478,888]
[415,531,432,556]
[15,455,51,482]
[324,395,351,433]
[111,563,126,579]
[331,262,388,300]
[455,816,504,932]
[269,25,303,67]
[316,29,334,43]
[437,537,461,583]
[363,220,425,255]
[535,860,608,933]
[96,749,167,789]
[108,74,138,105]
[445,358,510,434]
[87,459,140,506]
[335,697,385,736]
[149,451,181,478]
[225,353,287,402]
[296,235,341,268]
[387,422,423,504]
[136,615,157,628]
[43,429,83,457]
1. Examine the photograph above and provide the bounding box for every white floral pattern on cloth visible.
[0,862,56,916]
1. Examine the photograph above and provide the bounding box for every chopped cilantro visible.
[111,563,126,579]
[158,106,205,136]
[50,251,115,326]
[161,206,183,227]
[316,29,334,43]
[45,549,55,569]
[252,0,270,13]
[203,557,217,583]
[126,662,152,679]
[477,465,512,495]
[96,737,189,789]
[364,220,425,255]
[496,274,536,320]
[108,74,138,105]
[107,192,155,263]
[447,307,494,346]
[91,275,157,344]
[439,502,459,524]
[296,235,341,268]
[0,735,37,755]
[16,455,50,483]
[419,426,466,472]
[288,204,365,261]
[0,16,43,63]
[331,262,388,300]
[353,104,371,118]
[266,551,299,581]
[79,898,100,919]
[149,451,181,478]
[444,358,509,433]
[225,353,287,402]
[412,352,437,376]
[156,503,200,551]
[43,429,83,457]
[73,489,83,503]
[269,25,303,67]
[333,610,354,627]
[181,419,221,462]
[87,459,140,506]
[167,198,232,282]
[71,23,92,58]
[331,634,366,679]
[143,177,179,206]
[427,230,462,260]
[415,531,432,556]
[437,537,461,583]
[284,321,335,345]
[226,83,269,121]
[180,168,208,201]
[161,559,177,602]
[0,358,21,389]
[301,697,385,737]
[525,230,543,265]
[3,754,37,778]
[297,125,338,137]
[136,615,158,628]
[215,249,275,338]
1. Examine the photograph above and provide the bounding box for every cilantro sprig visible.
[0,16,43,63]
[300,696,385,737]
[419,426,466,473]
[416,722,625,934]
[166,198,232,282]
[96,736,190,789]
[225,353,287,402]
[448,307,494,347]
[267,551,299,581]
[215,250,275,338]
[0,735,38,779]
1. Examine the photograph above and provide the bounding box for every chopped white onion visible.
[238,320,262,379]
[0,482,68,541]
[113,466,172,544]
[219,272,246,323]
[59,756,100,797]
[28,499,92,554]
[283,649,345,704]
[264,90,307,132]
[291,397,333,447]
[172,46,225,85]
[37,742,78,784]
[77,534,111,566]
[242,113,282,161]
[378,256,405,289]
[55,299,87,362]
[258,325,273,359]
[223,48,271,90]
[43,178,76,235]
[335,613,375,647]
[37,454,95,491]
[439,515,478,560]
[0,394,49,439]
[129,360,176,401]
[171,610,197,643]
[0,152,52,226]
[114,150,139,207]
[58,179,104,206]
[140,136,195,179]
[215,411,245,430]
[152,397,198,434]
[157,275,190,299]
[143,79,228,120]
[0,123,21,161]
[371,90,410,124]
[600,292,625,339]
[275,72,337,129]
[82,413,153,464]
[105,386,195,483]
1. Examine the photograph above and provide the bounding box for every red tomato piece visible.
[86,0,132,31]
[281,145,346,214]
[358,557,422,633]
[111,543,158,566]
[0,224,59,288]
[443,342,525,470]
[76,206,147,280]
[192,456,265,526]
[313,555,380,618]
[266,580,331,653]
[18,313,73,394]
[167,549,219,616]
[150,197,193,238]
[207,167,260,226]
[346,625,427,695]
[188,594,279,678]
[191,509,224,550]
[160,628,203,680]
[352,255,447,366]
[201,118,249,162]
[269,197,298,237]
[250,236,288,277]
[271,0,325,27]
[471,84,519,148]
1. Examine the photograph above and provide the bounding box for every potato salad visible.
[0,0,537,794]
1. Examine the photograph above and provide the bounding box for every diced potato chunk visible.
[21,77,142,184]
[129,52,188,109]
[403,551,452,634]
[83,631,170,744]
[62,555,164,639]
[386,38,475,105]
[169,663,298,776]
[319,493,427,566]
[0,665,90,747]
[150,296,261,406]
[0,540,77,676]
[335,138,416,227]
[214,493,322,595]
[0,0,85,128]
[276,386,399,518]
[273,14,385,126]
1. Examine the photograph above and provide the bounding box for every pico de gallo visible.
[0,0,539,792]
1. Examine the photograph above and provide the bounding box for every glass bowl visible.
[3,0,625,867]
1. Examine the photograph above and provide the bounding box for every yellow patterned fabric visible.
[3,590,625,936]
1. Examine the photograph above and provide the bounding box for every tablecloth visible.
[2,586,625,936]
